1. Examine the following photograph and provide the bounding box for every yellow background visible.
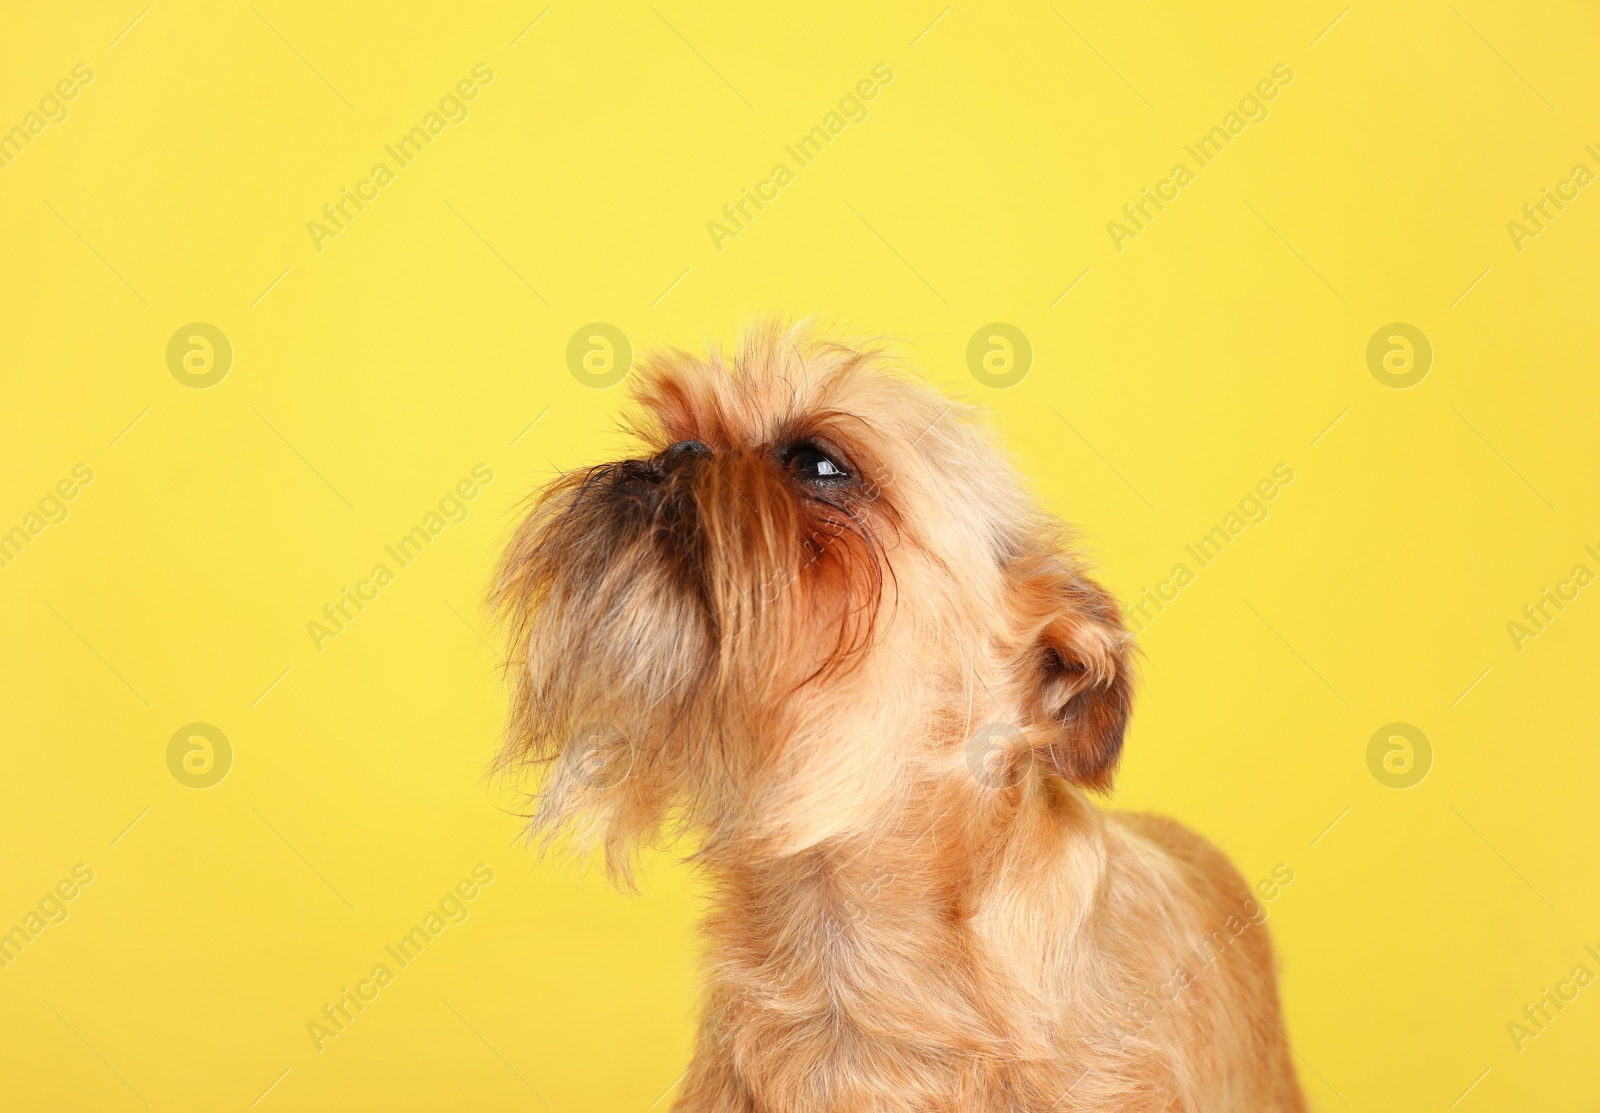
[2,1,1597,1109]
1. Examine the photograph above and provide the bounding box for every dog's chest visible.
[709,866,1060,1109]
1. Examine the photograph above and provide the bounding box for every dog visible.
[494,323,1305,1111]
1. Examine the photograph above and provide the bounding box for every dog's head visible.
[494,324,1133,876]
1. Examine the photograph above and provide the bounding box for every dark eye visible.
[783,442,848,482]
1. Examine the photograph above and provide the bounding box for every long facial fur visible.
[493,321,1129,875]
[492,322,1304,1110]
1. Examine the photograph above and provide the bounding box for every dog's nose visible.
[660,440,712,468]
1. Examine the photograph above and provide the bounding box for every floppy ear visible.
[1010,557,1135,792]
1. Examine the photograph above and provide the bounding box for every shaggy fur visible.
[494,323,1305,1112]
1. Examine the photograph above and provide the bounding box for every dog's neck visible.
[694,774,1108,1078]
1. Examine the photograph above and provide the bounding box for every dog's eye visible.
[783,443,848,481]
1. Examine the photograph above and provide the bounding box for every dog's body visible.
[682,795,1303,1112]
[496,325,1304,1111]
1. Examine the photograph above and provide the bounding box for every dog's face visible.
[495,326,1132,874]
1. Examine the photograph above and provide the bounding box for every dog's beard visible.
[495,448,886,877]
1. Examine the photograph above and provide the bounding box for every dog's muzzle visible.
[610,439,712,511]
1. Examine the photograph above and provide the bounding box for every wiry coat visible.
[494,324,1305,1112]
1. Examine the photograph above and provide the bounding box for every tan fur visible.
[494,323,1305,1111]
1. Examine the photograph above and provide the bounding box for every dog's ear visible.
[1010,557,1135,792]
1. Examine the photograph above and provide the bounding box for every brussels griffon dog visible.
[494,324,1304,1111]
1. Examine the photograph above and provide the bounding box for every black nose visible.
[661,440,711,466]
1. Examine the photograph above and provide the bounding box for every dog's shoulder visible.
[1105,810,1254,907]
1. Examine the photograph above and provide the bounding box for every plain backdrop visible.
[1,2,1597,1110]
